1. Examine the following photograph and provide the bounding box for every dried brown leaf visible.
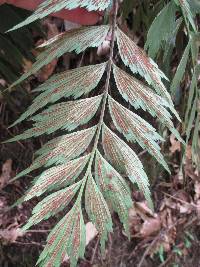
[140,216,161,237]
[0,228,23,244]
[195,181,200,200]
[37,21,59,82]
[0,159,13,189]
[169,134,181,154]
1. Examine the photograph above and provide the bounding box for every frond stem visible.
[78,0,118,197]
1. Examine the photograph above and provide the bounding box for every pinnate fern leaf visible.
[108,96,170,172]
[145,1,178,59]
[174,0,196,31]
[7,95,102,141]
[95,151,133,237]
[116,27,171,103]
[170,40,191,96]
[37,204,85,267]
[9,26,109,89]
[23,181,82,230]
[102,124,153,209]
[12,126,97,180]
[113,64,183,142]
[6,1,185,265]
[8,0,111,32]
[10,63,107,127]
[85,173,113,252]
[24,155,90,201]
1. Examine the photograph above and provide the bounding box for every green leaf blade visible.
[145,1,178,58]
[113,64,183,143]
[37,205,86,267]
[102,124,153,210]
[10,62,107,127]
[108,96,170,172]
[7,95,102,141]
[23,181,82,231]
[85,173,113,252]
[9,26,109,88]
[8,0,111,32]
[95,151,133,237]
[24,155,90,201]
[116,27,171,103]
[12,126,97,180]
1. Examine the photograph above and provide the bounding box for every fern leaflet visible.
[9,26,109,89]
[8,0,111,32]
[10,63,107,127]
[95,151,133,237]
[102,124,153,209]
[37,204,86,267]
[85,173,113,252]
[10,126,97,180]
[174,0,197,31]
[113,64,183,142]
[108,96,170,172]
[23,181,82,230]
[8,95,102,140]
[145,1,178,59]
[24,155,90,200]
[116,27,171,103]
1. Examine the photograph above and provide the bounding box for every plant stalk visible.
[78,0,118,196]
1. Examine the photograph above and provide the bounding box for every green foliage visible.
[10,63,107,127]
[23,181,82,230]
[116,27,171,103]
[85,173,113,252]
[24,155,90,200]
[7,0,183,266]
[9,26,110,89]
[11,126,97,180]
[95,151,133,237]
[146,0,200,170]
[170,41,191,96]
[0,4,43,89]
[8,0,112,32]
[108,96,169,172]
[174,0,197,31]
[102,124,153,209]
[37,203,86,267]
[145,1,178,59]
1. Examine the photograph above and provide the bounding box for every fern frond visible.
[6,1,185,265]
[85,173,113,252]
[7,95,102,141]
[191,116,200,167]
[113,64,183,142]
[24,155,90,201]
[9,26,109,89]
[11,63,107,127]
[95,151,133,237]
[102,124,153,209]
[145,1,178,59]
[170,40,191,95]
[186,95,198,141]
[37,204,85,267]
[23,181,82,230]
[116,27,172,103]
[174,0,197,31]
[108,96,170,172]
[185,66,200,126]
[8,0,111,32]
[13,126,97,180]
